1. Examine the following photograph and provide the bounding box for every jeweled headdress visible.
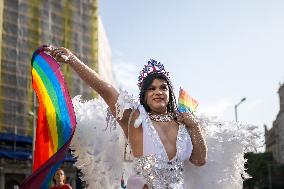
[138,59,170,89]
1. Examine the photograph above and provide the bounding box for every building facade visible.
[0,0,99,136]
[265,83,284,164]
[0,0,107,188]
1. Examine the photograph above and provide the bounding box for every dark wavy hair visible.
[139,72,178,113]
[52,168,66,185]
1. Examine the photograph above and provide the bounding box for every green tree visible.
[244,152,284,189]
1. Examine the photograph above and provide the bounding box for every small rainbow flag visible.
[178,88,199,116]
[20,46,76,189]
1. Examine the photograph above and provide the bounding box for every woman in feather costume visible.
[44,46,260,189]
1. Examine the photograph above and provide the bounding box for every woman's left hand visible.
[176,112,198,129]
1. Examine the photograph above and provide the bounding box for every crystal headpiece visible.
[138,59,170,89]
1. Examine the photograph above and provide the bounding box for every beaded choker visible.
[148,112,175,122]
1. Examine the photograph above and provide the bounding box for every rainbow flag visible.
[178,88,199,116]
[20,46,76,189]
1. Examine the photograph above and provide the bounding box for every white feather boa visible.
[70,93,262,189]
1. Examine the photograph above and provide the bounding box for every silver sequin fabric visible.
[131,106,192,189]
[134,154,185,189]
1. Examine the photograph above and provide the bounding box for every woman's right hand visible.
[42,45,77,65]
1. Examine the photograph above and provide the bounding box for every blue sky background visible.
[99,0,284,131]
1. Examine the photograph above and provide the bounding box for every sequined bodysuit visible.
[127,105,193,189]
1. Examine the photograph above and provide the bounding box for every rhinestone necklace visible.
[148,112,175,122]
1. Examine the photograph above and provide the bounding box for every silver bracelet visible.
[192,116,199,125]
[66,55,78,65]
[184,113,199,125]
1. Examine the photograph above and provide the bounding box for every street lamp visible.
[234,97,246,122]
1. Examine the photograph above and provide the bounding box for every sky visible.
[99,0,284,132]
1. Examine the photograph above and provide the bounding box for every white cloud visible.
[246,99,263,109]
[198,98,265,124]
[198,98,234,120]
[114,50,125,57]
[113,58,139,96]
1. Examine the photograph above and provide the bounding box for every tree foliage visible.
[244,152,284,189]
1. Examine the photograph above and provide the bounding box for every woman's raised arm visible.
[44,46,131,130]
